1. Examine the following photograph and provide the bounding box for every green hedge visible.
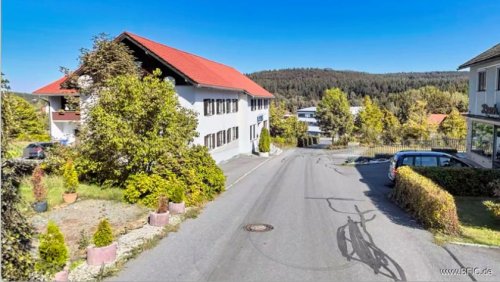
[413,167,500,197]
[392,166,459,234]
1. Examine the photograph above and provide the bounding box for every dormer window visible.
[478,71,486,92]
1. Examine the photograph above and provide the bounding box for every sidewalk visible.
[218,153,273,188]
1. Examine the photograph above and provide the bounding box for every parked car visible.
[22,142,55,159]
[388,151,473,182]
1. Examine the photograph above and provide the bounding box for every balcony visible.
[52,111,81,122]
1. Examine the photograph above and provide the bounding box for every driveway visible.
[111,148,499,281]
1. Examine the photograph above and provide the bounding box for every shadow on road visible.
[337,205,407,281]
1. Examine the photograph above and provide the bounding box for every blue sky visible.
[3,0,500,93]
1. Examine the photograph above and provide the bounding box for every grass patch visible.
[19,175,124,212]
[435,197,500,246]
[6,141,31,158]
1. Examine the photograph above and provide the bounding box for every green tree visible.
[259,128,271,152]
[381,109,401,143]
[316,88,353,139]
[62,33,140,97]
[357,96,384,144]
[402,100,430,140]
[36,221,68,275]
[269,101,287,137]
[439,108,467,139]
[78,70,198,186]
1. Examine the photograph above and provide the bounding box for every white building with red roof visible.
[33,32,273,163]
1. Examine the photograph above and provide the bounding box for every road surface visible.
[111,148,499,281]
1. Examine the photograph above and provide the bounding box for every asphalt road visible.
[111,148,499,281]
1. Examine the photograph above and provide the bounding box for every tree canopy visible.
[439,108,467,139]
[316,88,353,138]
[356,96,384,144]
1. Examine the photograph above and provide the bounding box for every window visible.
[471,121,494,158]
[232,126,239,140]
[204,134,216,149]
[439,157,467,167]
[401,156,414,166]
[232,99,238,112]
[204,99,215,116]
[478,71,486,92]
[226,99,231,113]
[298,113,306,118]
[497,68,500,91]
[250,124,256,140]
[217,130,226,147]
[216,99,225,114]
[251,99,256,111]
[415,156,438,167]
[227,128,232,143]
[264,99,269,109]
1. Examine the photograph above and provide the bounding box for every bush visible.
[157,195,168,213]
[392,166,459,234]
[124,173,169,208]
[1,163,34,281]
[413,167,500,197]
[308,136,313,146]
[62,160,79,193]
[41,144,78,175]
[93,219,113,247]
[258,128,271,153]
[32,165,47,202]
[168,175,186,203]
[483,201,500,218]
[36,221,68,275]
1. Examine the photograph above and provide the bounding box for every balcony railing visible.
[52,111,81,121]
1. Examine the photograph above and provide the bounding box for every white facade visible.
[297,107,321,136]
[44,87,270,163]
[463,58,500,168]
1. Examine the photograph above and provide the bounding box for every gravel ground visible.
[30,199,149,259]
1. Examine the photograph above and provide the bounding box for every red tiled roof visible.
[427,114,447,125]
[33,77,78,95]
[33,32,273,98]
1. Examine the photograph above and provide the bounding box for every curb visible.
[449,241,500,249]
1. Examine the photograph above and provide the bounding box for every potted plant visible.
[258,128,271,157]
[35,221,69,281]
[32,165,48,212]
[168,177,186,214]
[86,219,117,266]
[62,160,78,203]
[149,195,170,227]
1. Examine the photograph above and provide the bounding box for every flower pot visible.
[33,201,48,213]
[149,211,170,227]
[54,269,69,282]
[169,202,185,214]
[259,152,269,157]
[86,242,117,266]
[63,192,78,204]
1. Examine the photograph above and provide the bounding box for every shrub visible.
[93,219,113,247]
[62,160,79,193]
[297,137,304,147]
[124,173,169,208]
[2,163,34,281]
[157,195,168,213]
[308,136,313,146]
[258,128,271,153]
[36,221,68,275]
[41,144,78,175]
[392,166,459,234]
[413,167,500,197]
[32,166,47,202]
[168,175,186,203]
[483,201,500,218]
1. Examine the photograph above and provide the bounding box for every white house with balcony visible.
[458,43,500,168]
[33,32,273,163]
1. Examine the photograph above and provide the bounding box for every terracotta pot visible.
[63,192,78,204]
[149,211,170,227]
[169,202,185,214]
[33,201,48,213]
[86,242,117,266]
[54,269,69,282]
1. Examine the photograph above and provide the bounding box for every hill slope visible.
[247,68,468,109]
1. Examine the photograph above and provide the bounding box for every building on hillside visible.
[427,114,448,127]
[33,31,273,163]
[458,43,500,168]
[297,107,321,136]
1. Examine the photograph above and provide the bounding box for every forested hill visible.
[247,68,468,110]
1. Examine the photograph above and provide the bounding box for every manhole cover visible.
[244,223,274,232]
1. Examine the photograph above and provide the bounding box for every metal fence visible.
[358,138,467,158]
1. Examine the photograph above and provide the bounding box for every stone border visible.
[68,207,200,281]
[449,241,500,249]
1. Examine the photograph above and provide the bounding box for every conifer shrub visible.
[93,219,114,247]
[392,166,459,234]
[32,165,47,202]
[168,175,186,203]
[258,128,271,153]
[36,221,68,275]
[62,160,79,193]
